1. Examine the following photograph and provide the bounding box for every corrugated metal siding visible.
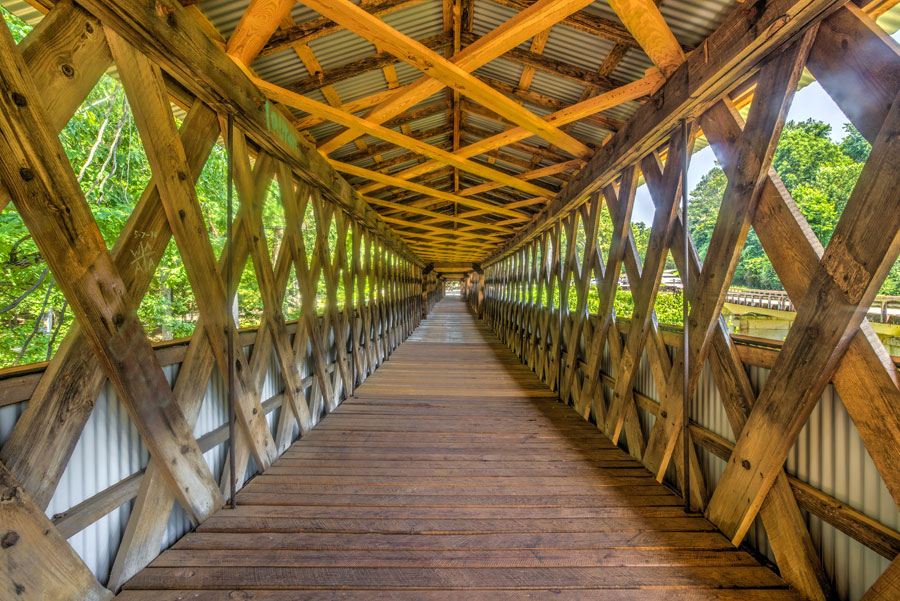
[621,340,900,601]
[0,338,294,586]
[489,298,900,601]
[46,376,150,583]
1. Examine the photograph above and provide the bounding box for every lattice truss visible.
[0,0,427,596]
[478,3,900,600]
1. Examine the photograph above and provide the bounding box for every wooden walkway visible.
[118,297,799,600]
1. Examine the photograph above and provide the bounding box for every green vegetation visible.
[0,8,342,366]
[555,119,876,327]
[688,119,877,291]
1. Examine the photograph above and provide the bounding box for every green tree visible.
[685,118,880,292]
[0,7,330,366]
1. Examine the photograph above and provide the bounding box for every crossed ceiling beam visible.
[256,78,553,197]
[329,159,538,219]
[357,74,662,196]
[311,0,599,154]
[231,0,672,267]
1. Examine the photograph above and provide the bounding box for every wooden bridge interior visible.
[1,0,900,599]
[118,299,802,599]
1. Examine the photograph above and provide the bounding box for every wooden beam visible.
[606,0,685,76]
[331,161,536,217]
[862,556,900,600]
[490,0,638,46]
[0,0,111,219]
[330,159,534,218]
[458,99,599,150]
[459,31,635,95]
[300,0,591,158]
[109,30,278,471]
[641,30,815,482]
[804,2,900,513]
[364,196,516,233]
[0,462,112,600]
[0,0,150,509]
[261,0,427,57]
[484,0,840,265]
[257,78,551,196]
[293,85,414,130]
[0,15,222,523]
[458,160,583,197]
[287,32,452,95]
[317,0,596,153]
[105,109,266,592]
[78,0,422,266]
[226,0,296,66]
[604,135,687,444]
[379,216,508,243]
[636,131,834,599]
[705,85,900,545]
[363,75,661,194]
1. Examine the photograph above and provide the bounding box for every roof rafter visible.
[358,74,662,194]
[261,0,428,57]
[330,159,538,218]
[316,0,597,154]
[287,32,453,95]
[257,78,554,196]
[300,0,592,158]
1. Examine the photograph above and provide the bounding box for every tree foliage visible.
[686,118,881,292]
[0,7,348,367]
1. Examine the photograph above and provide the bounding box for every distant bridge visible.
[724,287,900,324]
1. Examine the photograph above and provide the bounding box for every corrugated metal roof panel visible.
[309,28,377,70]
[330,69,392,104]
[569,120,612,146]
[405,111,449,131]
[464,112,505,135]
[253,50,308,87]
[473,56,523,88]
[383,0,444,39]
[541,20,614,73]
[528,69,587,106]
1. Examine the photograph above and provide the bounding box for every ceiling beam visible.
[380,217,507,242]
[335,126,447,163]
[606,0,685,77]
[489,0,639,46]
[317,0,597,153]
[261,0,428,57]
[300,0,592,158]
[363,74,662,193]
[226,0,296,66]
[474,75,631,130]
[459,31,634,94]
[292,85,414,130]
[257,78,554,196]
[364,196,515,233]
[329,159,539,218]
[286,32,453,95]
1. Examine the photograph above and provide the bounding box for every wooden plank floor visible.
[118,297,799,600]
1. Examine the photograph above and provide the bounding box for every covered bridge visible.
[0,0,899,598]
